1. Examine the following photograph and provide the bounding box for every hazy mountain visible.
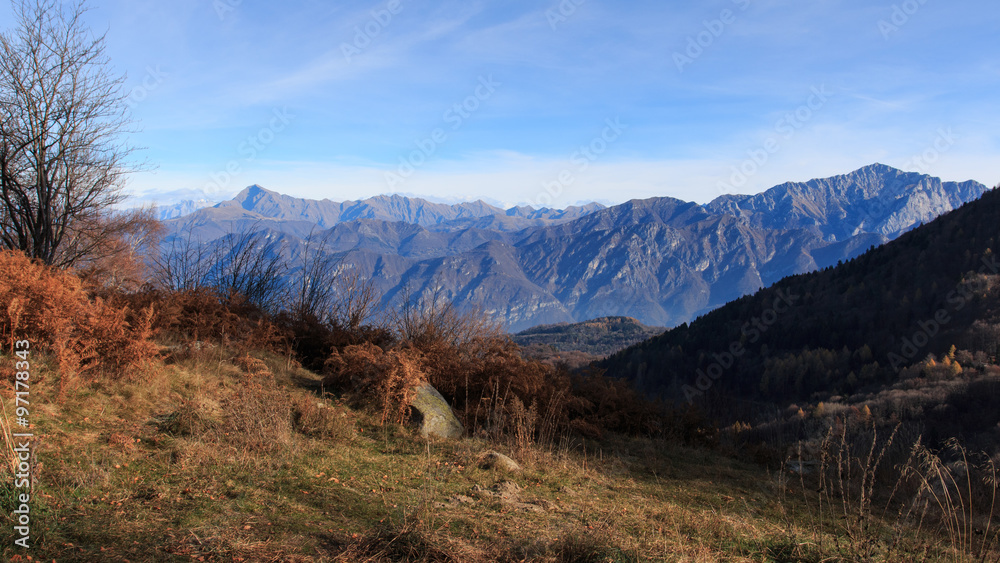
[191,186,607,233]
[151,199,216,220]
[706,163,986,240]
[160,164,990,331]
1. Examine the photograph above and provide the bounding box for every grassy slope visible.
[0,347,982,562]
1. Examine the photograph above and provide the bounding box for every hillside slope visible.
[8,346,975,562]
[602,185,1000,451]
[514,316,665,357]
[2,249,997,561]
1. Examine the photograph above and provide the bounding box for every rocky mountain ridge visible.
[161,164,990,331]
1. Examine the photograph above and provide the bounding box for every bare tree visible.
[393,281,502,347]
[289,227,340,321]
[205,227,288,313]
[331,265,382,330]
[0,0,137,266]
[153,231,215,292]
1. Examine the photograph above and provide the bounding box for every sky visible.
[3,0,997,208]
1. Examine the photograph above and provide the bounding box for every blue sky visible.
[5,0,997,207]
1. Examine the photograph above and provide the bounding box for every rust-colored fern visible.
[0,250,158,380]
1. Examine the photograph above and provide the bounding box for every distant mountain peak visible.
[706,163,987,240]
[186,186,607,233]
[235,184,270,198]
[233,184,277,209]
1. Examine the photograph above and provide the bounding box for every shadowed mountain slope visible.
[602,184,1000,409]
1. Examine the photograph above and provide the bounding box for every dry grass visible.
[4,340,996,562]
[0,343,809,562]
[779,425,1000,562]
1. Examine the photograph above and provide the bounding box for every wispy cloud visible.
[30,0,995,207]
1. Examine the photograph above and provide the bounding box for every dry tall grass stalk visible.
[509,396,538,456]
[902,439,1000,562]
[0,397,19,476]
[789,425,1000,562]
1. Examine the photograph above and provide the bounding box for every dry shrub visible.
[158,397,222,437]
[290,395,356,442]
[314,291,669,444]
[234,353,273,378]
[125,288,288,355]
[223,354,292,453]
[417,335,554,432]
[83,297,159,378]
[324,297,668,447]
[324,342,425,425]
[274,309,395,373]
[417,333,664,446]
[0,249,158,380]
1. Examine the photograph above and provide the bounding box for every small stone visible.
[491,480,522,502]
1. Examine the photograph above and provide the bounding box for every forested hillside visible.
[514,316,664,367]
[603,185,1000,453]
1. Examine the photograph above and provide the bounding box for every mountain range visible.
[161,164,989,331]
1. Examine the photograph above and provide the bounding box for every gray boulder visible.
[479,451,521,473]
[409,382,464,439]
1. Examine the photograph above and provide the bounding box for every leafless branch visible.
[0,0,140,266]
